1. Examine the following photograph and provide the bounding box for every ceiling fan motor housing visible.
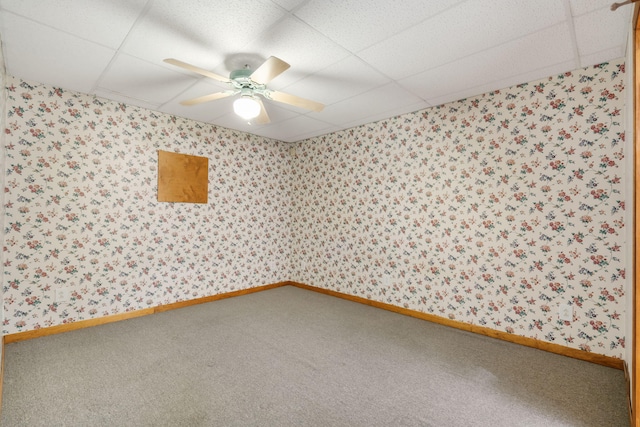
[230,68,252,81]
[229,68,269,100]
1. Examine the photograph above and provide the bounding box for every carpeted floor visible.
[1,286,628,426]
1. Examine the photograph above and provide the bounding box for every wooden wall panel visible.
[633,4,640,425]
[157,150,208,203]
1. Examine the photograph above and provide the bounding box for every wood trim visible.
[5,309,154,344]
[2,280,625,369]
[4,282,287,344]
[634,4,640,425]
[289,282,624,370]
[0,336,4,418]
[153,282,285,313]
[627,361,634,427]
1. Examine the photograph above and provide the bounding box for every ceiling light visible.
[233,96,260,120]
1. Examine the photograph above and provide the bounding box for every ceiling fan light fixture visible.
[166,56,324,124]
[233,96,261,120]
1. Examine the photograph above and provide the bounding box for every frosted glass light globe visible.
[233,97,260,120]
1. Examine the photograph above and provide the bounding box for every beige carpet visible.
[1,286,628,426]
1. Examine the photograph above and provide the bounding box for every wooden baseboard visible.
[288,282,625,370]
[4,280,624,371]
[625,361,634,427]
[4,282,288,344]
[0,335,4,417]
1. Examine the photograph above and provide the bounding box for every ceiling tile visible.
[0,0,146,49]
[93,89,162,112]
[359,0,567,80]
[158,80,231,123]
[207,111,259,132]
[99,54,198,104]
[0,0,631,142]
[425,60,576,107]
[0,13,115,93]
[279,55,390,106]
[290,124,342,142]
[269,0,308,11]
[121,0,287,70]
[573,5,632,57]
[343,101,431,130]
[256,114,334,142]
[569,0,613,16]
[580,49,626,69]
[316,82,424,126]
[294,0,463,52]
[241,15,351,90]
[257,102,301,124]
[402,23,575,102]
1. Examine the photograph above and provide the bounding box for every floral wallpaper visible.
[1,60,629,359]
[2,76,292,334]
[290,60,627,358]
[0,50,6,350]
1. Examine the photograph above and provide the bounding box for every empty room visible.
[0,0,638,425]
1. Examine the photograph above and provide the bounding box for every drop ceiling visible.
[0,0,633,142]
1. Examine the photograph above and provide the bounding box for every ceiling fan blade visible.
[250,56,290,85]
[164,58,230,83]
[252,99,270,125]
[268,90,324,112]
[180,90,237,106]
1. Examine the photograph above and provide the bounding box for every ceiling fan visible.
[164,56,324,124]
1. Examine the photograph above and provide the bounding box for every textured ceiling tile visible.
[201,110,254,131]
[316,82,423,125]
[345,101,430,129]
[568,0,613,16]
[580,48,626,69]
[359,0,567,80]
[121,0,287,69]
[0,0,146,49]
[0,0,631,142]
[425,60,576,107]
[99,54,198,104]
[269,0,308,11]
[255,102,300,124]
[240,15,351,90]
[93,89,162,111]
[573,6,632,57]
[289,124,342,142]
[294,0,463,52]
[0,13,115,93]
[279,55,390,106]
[158,80,231,123]
[402,23,575,101]
[256,114,334,141]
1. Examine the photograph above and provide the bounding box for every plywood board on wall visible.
[157,150,208,203]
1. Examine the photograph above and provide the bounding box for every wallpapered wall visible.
[1,60,629,359]
[290,60,627,358]
[0,47,6,363]
[2,76,292,334]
